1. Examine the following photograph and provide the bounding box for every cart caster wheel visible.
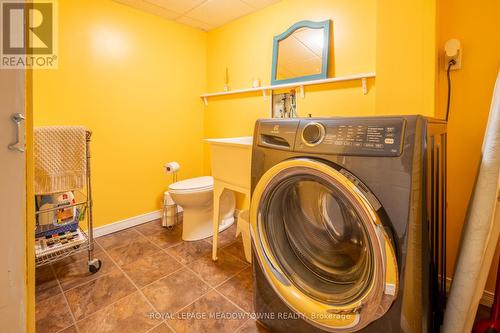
[88,259,102,274]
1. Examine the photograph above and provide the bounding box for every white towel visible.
[34,126,87,195]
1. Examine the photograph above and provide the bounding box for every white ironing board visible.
[443,68,500,332]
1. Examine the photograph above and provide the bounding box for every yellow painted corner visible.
[33,0,208,228]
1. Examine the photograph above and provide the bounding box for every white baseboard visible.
[446,277,495,307]
[93,210,162,238]
[482,290,495,307]
[93,208,241,239]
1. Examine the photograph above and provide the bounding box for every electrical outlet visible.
[445,52,462,70]
[444,39,462,70]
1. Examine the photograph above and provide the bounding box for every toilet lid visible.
[169,176,214,192]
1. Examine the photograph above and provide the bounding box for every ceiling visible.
[114,0,281,31]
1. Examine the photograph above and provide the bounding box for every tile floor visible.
[35,220,268,333]
[36,218,492,333]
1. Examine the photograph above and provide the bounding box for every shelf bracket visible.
[361,78,368,95]
[202,97,208,106]
[299,85,305,98]
[262,89,269,100]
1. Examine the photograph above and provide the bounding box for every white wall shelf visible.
[200,72,375,105]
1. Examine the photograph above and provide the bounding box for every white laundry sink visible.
[204,136,253,193]
[204,136,253,262]
[204,136,253,148]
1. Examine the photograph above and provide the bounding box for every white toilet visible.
[168,176,235,241]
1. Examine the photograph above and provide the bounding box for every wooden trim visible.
[25,68,35,333]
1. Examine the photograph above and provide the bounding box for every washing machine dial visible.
[302,122,326,147]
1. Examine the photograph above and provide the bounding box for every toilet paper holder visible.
[164,161,180,181]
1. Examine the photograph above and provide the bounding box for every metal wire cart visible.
[34,131,101,273]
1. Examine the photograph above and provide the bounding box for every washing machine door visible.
[250,158,398,332]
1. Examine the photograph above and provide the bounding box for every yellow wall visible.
[33,0,207,227]
[204,0,377,208]
[205,0,377,144]
[203,0,440,170]
[437,0,500,293]
[204,0,439,138]
[376,0,437,116]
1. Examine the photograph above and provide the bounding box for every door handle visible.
[8,113,25,153]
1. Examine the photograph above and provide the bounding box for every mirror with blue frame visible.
[271,20,331,85]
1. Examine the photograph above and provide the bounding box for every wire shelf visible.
[35,228,88,267]
[34,130,101,273]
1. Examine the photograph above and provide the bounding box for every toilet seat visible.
[169,176,214,194]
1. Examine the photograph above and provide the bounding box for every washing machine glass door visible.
[250,158,398,332]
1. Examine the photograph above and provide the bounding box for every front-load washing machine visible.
[250,116,447,332]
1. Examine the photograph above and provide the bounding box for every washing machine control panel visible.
[295,118,405,156]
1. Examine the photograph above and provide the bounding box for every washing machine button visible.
[302,122,326,147]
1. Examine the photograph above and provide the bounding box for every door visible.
[250,158,398,332]
[0,68,27,331]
